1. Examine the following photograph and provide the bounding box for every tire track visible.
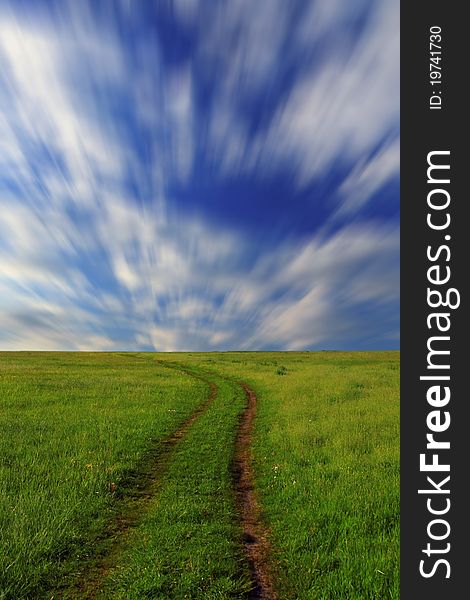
[53,367,218,599]
[233,382,277,600]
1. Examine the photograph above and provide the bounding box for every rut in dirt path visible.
[233,382,277,600]
[57,374,218,599]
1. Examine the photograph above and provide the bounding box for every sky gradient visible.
[0,0,399,351]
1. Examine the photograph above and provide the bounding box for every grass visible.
[105,372,251,599]
[0,351,399,599]
[178,351,400,599]
[0,352,206,598]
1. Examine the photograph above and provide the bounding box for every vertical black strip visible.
[401,3,466,598]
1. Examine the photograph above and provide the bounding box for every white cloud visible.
[197,0,290,98]
[0,185,399,350]
[257,1,399,187]
[165,65,194,181]
[0,18,125,214]
[193,0,398,191]
[336,139,400,216]
[215,222,399,350]
[0,1,399,352]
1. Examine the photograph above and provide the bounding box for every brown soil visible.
[233,383,277,600]
[52,375,217,599]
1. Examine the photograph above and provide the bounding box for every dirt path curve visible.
[234,382,277,600]
[57,369,218,599]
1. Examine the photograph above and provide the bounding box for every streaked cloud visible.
[0,0,399,351]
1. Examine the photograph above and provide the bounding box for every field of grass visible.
[0,351,399,599]
[0,353,207,598]
[105,375,251,599]
[178,351,400,599]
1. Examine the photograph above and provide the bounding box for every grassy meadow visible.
[0,353,207,598]
[176,351,400,599]
[0,351,399,599]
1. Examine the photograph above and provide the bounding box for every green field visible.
[0,351,399,599]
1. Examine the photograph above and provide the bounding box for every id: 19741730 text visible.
[429,25,443,110]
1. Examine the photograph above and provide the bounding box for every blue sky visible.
[0,0,399,351]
